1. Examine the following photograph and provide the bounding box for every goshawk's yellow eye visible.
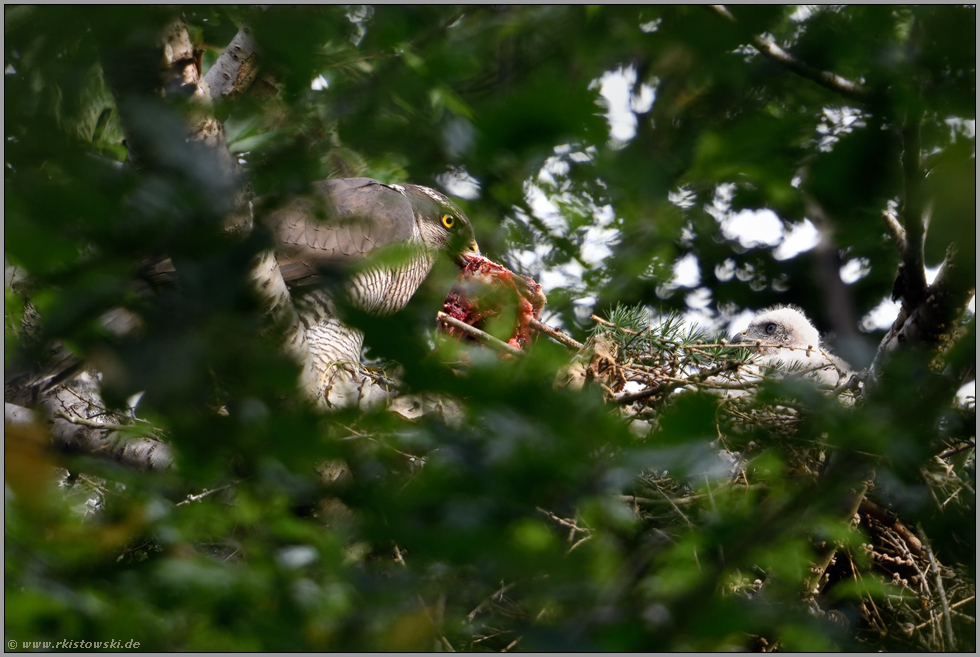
[441,214,456,229]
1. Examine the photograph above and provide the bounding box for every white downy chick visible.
[730,305,850,388]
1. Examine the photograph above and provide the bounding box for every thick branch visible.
[5,402,176,472]
[921,529,956,651]
[709,5,868,100]
[804,194,859,340]
[896,109,928,312]
[871,247,975,380]
[203,23,260,101]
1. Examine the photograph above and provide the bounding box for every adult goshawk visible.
[255,177,480,403]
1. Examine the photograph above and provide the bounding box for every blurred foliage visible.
[4,4,975,652]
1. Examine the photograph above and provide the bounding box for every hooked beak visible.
[455,239,481,266]
[729,332,747,344]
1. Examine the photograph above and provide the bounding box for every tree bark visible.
[203,23,260,100]
[5,401,175,472]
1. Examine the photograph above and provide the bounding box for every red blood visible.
[440,254,546,351]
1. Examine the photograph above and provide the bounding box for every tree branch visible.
[872,246,975,380]
[803,194,859,340]
[806,483,867,595]
[615,360,740,405]
[920,528,956,651]
[202,23,260,101]
[709,5,868,101]
[528,318,585,351]
[882,211,907,253]
[437,312,525,358]
[5,402,176,472]
[895,108,929,312]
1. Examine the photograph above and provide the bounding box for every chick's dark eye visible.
[765,323,777,335]
[441,214,455,229]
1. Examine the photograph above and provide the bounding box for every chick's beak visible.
[730,332,747,344]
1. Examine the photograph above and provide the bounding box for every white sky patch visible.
[573,296,597,324]
[672,253,701,288]
[538,260,586,293]
[681,308,711,332]
[346,5,372,46]
[815,106,866,152]
[727,309,758,337]
[714,258,736,282]
[860,296,902,332]
[685,287,712,309]
[525,184,567,235]
[569,149,595,163]
[598,68,638,143]
[840,257,871,284]
[311,74,329,91]
[640,18,662,33]
[707,183,736,217]
[581,230,616,265]
[945,116,976,143]
[437,167,481,200]
[668,187,696,209]
[721,208,784,248]
[924,264,941,285]
[539,158,570,184]
[969,296,975,314]
[773,218,820,260]
[955,380,976,407]
[859,282,970,333]
[789,5,815,21]
[707,183,812,257]
[515,149,623,295]
[734,43,760,62]
[580,203,618,266]
[682,302,723,334]
[511,243,552,272]
[594,66,657,145]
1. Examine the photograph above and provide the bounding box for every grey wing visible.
[268,178,418,283]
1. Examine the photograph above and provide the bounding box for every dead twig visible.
[53,410,162,435]
[176,481,239,506]
[615,360,740,405]
[591,314,641,335]
[437,311,524,357]
[920,528,956,651]
[467,582,517,623]
[937,441,976,460]
[528,318,585,351]
[883,211,907,253]
[909,596,976,632]
[655,484,694,528]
